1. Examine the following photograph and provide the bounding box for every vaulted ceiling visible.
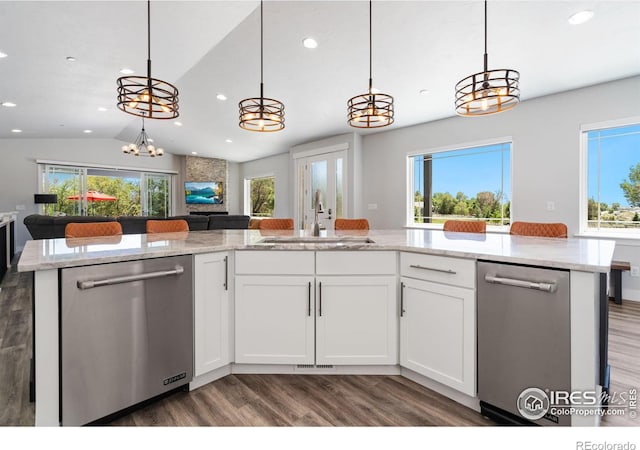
[1,1,639,162]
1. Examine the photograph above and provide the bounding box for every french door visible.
[295,150,346,231]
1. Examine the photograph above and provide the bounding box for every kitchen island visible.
[18,229,615,426]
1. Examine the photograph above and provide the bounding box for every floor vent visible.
[295,364,336,370]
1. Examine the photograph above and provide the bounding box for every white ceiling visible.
[1,1,639,163]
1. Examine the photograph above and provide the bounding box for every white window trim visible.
[406,137,513,229]
[577,117,640,239]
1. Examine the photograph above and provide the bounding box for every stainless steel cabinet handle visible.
[308,281,312,317]
[224,255,228,291]
[484,274,557,293]
[400,282,405,317]
[319,281,322,317]
[77,266,185,290]
[409,264,456,274]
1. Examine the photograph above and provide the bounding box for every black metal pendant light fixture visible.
[454,0,520,116]
[121,118,164,157]
[117,0,179,119]
[239,0,285,132]
[347,0,394,128]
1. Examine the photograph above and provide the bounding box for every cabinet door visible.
[235,275,315,364]
[316,276,398,365]
[400,277,476,396]
[194,253,230,376]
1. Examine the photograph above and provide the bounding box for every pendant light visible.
[117,0,179,119]
[239,0,285,132]
[121,118,164,157]
[454,0,520,116]
[347,0,394,128]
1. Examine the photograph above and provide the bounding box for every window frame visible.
[579,116,640,239]
[244,173,276,218]
[406,136,514,231]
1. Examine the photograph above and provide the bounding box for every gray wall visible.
[361,76,640,300]
[0,138,181,250]
[240,152,291,218]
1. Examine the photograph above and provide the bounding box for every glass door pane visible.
[43,166,86,216]
[143,173,171,217]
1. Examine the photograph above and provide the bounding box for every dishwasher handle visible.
[484,274,557,293]
[77,266,185,290]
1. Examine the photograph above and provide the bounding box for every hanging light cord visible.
[146,0,152,111]
[483,0,488,74]
[260,0,264,102]
[368,0,373,93]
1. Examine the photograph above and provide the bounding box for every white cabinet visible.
[316,276,398,365]
[194,252,230,377]
[400,253,476,396]
[235,275,315,364]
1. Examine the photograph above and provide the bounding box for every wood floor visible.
[0,260,638,427]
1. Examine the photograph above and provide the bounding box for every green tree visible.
[251,177,275,217]
[587,197,599,220]
[633,212,640,222]
[620,163,640,207]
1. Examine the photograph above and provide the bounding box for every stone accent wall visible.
[185,156,228,213]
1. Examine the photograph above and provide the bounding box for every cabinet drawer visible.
[400,252,475,289]
[316,251,396,275]
[235,251,314,275]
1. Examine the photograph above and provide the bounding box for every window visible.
[245,176,275,217]
[40,164,173,217]
[583,122,640,232]
[408,141,511,227]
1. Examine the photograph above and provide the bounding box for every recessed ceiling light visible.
[11,129,22,133]
[174,121,183,127]
[0,51,7,58]
[148,138,154,143]
[66,56,76,62]
[568,10,594,25]
[119,68,135,75]
[419,89,430,95]
[216,93,227,101]
[370,87,380,94]
[302,37,318,49]
[97,107,107,112]
[83,129,93,134]
[1,101,17,107]
[191,151,198,155]
[225,139,233,143]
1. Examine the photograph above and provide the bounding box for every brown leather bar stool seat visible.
[443,220,486,234]
[509,221,568,238]
[65,221,123,238]
[258,218,294,230]
[146,219,189,234]
[335,218,370,231]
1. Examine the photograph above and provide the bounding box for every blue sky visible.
[414,143,511,201]
[414,124,639,207]
[587,124,640,207]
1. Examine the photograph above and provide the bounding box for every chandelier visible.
[117,0,179,119]
[347,0,394,128]
[121,119,164,157]
[238,0,285,132]
[454,0,520,116]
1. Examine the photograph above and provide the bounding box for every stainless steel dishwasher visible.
[60,255,193,426]
[477,261,571,426]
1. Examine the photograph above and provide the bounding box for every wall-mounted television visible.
[185,181,224,205]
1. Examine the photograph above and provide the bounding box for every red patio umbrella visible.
[67,191,118,201]
[67,191,117,215]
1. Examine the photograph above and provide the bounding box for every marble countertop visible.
[17,229,616,273]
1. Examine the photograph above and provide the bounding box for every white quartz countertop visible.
[17,229,616,273]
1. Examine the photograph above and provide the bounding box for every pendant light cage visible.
[116,0,179,120]
[239,0,285,132]
[348,1,394,129]
[347,89,394,128]
[454,1,520,116]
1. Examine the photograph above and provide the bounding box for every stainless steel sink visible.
[258,237,375,245]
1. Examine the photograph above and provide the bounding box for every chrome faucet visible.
[312,189,324,236]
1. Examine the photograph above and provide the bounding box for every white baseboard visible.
[231,363,401,376]
[189,365,232,390]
